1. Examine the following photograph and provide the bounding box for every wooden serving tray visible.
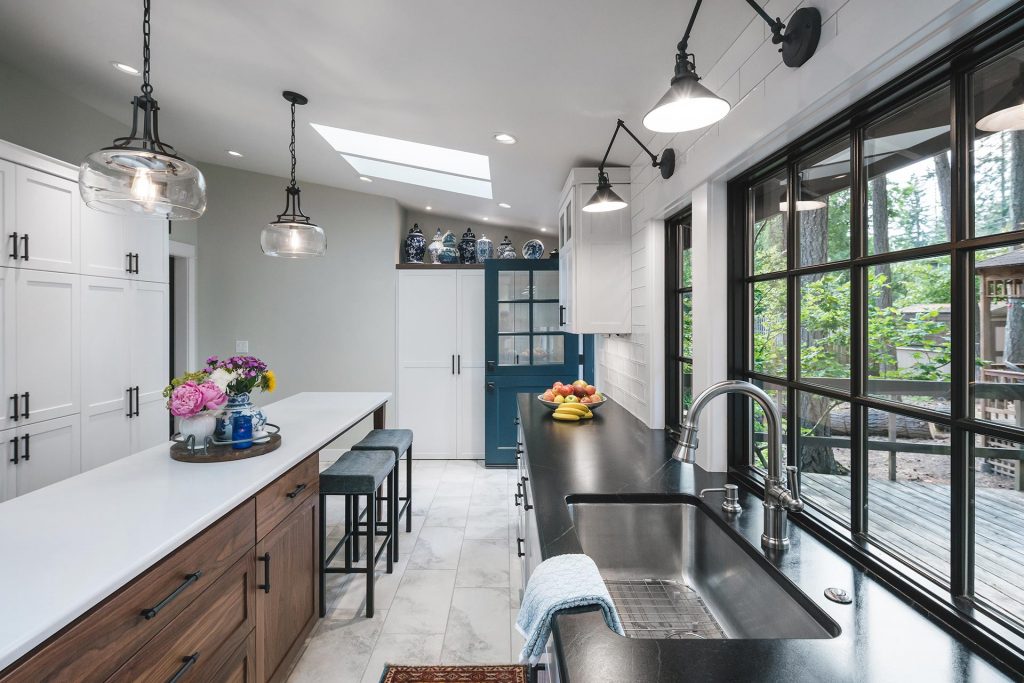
[171,433,282,463]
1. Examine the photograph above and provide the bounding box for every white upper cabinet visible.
[130,280,170,452]
[126,213,169,283]
[81,202,131,279]
[557,167,632,334]
[0,160,15,268]
[14,167,80,273]
[456,270,485,459]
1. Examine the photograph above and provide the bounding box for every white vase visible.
[179,414,217,446]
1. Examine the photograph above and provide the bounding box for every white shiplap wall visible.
[595,0,1015,469]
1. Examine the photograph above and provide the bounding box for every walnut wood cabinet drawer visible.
[212,630,257,683]
[107,552,255,683]
[256,454,318,539]
[0,500,255,683]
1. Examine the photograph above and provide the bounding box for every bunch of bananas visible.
[552,403,593,422]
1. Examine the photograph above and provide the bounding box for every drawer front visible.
[256,454,318,539]
[212,630,257,683]
[0,500,255,683]
[108,552,255,683]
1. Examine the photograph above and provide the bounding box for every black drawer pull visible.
[8,232,17,260]
[8,436,18,465]
[126,388,134,418]
[140,571,202,620]
[126,253,133,274]
[559,305,566,326]
[21,433,29,461]
[258,553,271,593]
[21,391,28,419]
[167,651,200,683]
[20,233,28,261]
[286,482,307,499]
[9,394,17,422]
[133,386,140,417]
[516,537,525,558]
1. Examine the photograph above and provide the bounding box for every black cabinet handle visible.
[559,305,566,326]
[20,391,28,419]
[21,434,29,461]
[258,553,271,593]
[140,571,202,620]
[133,386,140,417]
[167,651,200,683]
[9,394,18,422]
[133,253,140,274]
[516,537,525,558]
[515,481,522,506]
[521,478,533,510]
[451,355,455,375]
[126,253,133,273]
[486,382,495,392]
[20,234,28,261]
[126,388,134,418]
[8,436,18,465]
[286,482,307,499]
[457,354,461,374]
[8,232,17,260]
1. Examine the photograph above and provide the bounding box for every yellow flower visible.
[264,370,277,393]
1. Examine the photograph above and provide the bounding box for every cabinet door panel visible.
[0,427,13,501]
[15,167,79,273]
[81,203,129,278]
[130,280,169,452]
[15,270,80,423]
[256,494,318,683]
[457,271,485,459]
[81,277,131,470]
[0,160,15,269]
[15,415,80,497]
[398,367,456,458]
[0,267,14,431]
[127,214,168,283]
[397,271,457,362]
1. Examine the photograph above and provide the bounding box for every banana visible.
[552,412,581,422]
[555,404,591,416]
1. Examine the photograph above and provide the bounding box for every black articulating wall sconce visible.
[583,119,676,213]
[644,0,822,133]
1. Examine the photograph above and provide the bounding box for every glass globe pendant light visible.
[260,91,327,258]
[78,0,206,219]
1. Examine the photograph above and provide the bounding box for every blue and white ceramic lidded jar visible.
[522,238,545,259]
[404,223,427,263]
[476,234,494,261]
[439,230,460,264]
[427,229,444,264]
[458,228,478,264]
[498,235,516,259]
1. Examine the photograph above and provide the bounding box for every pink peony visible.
[198,381,227,411]
[169,381,205,418]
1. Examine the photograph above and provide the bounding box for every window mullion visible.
[850,125,868,535]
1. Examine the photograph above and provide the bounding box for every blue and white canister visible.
[498,235,516,259]
[404,223,427,263]
[427,229,444,264]
[439,230,460,264]
[458,228,478,264]
[476,234,494,261]
[522,238,545,259]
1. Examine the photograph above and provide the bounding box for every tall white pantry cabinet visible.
[0,140,169,502]
[396,268,485,459]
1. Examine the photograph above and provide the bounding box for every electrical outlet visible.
[236,340,249,353]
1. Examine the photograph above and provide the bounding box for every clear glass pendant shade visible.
[79,149,206,219]
[260,220,327,258]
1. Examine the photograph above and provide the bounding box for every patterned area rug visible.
[379,664,529,682]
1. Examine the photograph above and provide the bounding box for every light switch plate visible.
[236,340,249,353]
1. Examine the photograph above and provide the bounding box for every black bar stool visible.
[351,429,413,562]
[319,450,395,618]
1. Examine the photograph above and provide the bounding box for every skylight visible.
[341,156,494,199]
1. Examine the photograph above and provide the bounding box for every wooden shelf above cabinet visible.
[394,263,485,269]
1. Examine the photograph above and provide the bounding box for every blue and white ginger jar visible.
[404,223,427,263]
[476,234,494,261]
[427,229,444,264]
[439,230,460,264]
[498,235,516,259]
[458,228,478,264]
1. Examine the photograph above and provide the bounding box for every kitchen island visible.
[0,391,389,682]
[516,394,1018,682]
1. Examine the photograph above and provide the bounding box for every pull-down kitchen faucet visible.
[675,380,804,550]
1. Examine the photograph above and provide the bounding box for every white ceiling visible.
[0,0,755,232]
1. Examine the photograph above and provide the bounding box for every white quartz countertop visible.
[0,391,390,671]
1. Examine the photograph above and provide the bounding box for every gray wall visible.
[403,210,553,261]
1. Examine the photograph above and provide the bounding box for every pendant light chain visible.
[141,0,153,97]
[289,100,298,189]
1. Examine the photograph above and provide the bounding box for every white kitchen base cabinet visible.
[397,269,484,459]
[3,415,81,500]
[557,167,631,334]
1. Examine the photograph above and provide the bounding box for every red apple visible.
[553,381,563,389]
[574,385,588,397]
[580,396,592,404]
[558,384,574,397]
[541,390,556,401]
[584,385,597,396]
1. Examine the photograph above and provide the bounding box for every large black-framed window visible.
[727,5,1024,671]
[666,208,693,433]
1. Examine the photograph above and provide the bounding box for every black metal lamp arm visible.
[598,119,676,180]
[679,0,787,57]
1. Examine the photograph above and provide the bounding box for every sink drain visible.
[824,587,852,604]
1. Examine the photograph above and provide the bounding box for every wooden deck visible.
[803,473,1024,621]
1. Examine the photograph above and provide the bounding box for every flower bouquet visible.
[163,372,228,446]
[203,355,276,445]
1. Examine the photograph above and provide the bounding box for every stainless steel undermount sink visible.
[566,494,841,641]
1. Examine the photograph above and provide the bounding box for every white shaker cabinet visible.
[82,205,168,283]
[3,414,81,500]
[0,160,14,268]
[396,269,484,459]
[557,167,631,334]
[13,167,80,273]
[130,280,170,452]
[0,266,14,432]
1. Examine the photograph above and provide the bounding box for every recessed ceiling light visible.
[226,150,244,157]
[359,176,373,182]
[483,217,489,221]
[425,206,432,211]
[493,133,517,144]
[341,155,493,199]
[498,202,511,209]
[540,227,547,232]
[111,61,140,75]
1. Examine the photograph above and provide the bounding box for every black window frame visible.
[666,207,693,433]
[727,5,1024,675]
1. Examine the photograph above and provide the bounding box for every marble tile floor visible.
[288,459,526,683]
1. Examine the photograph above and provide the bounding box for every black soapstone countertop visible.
[516,394,1019,682]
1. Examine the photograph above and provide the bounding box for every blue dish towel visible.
[515,553,624,664]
